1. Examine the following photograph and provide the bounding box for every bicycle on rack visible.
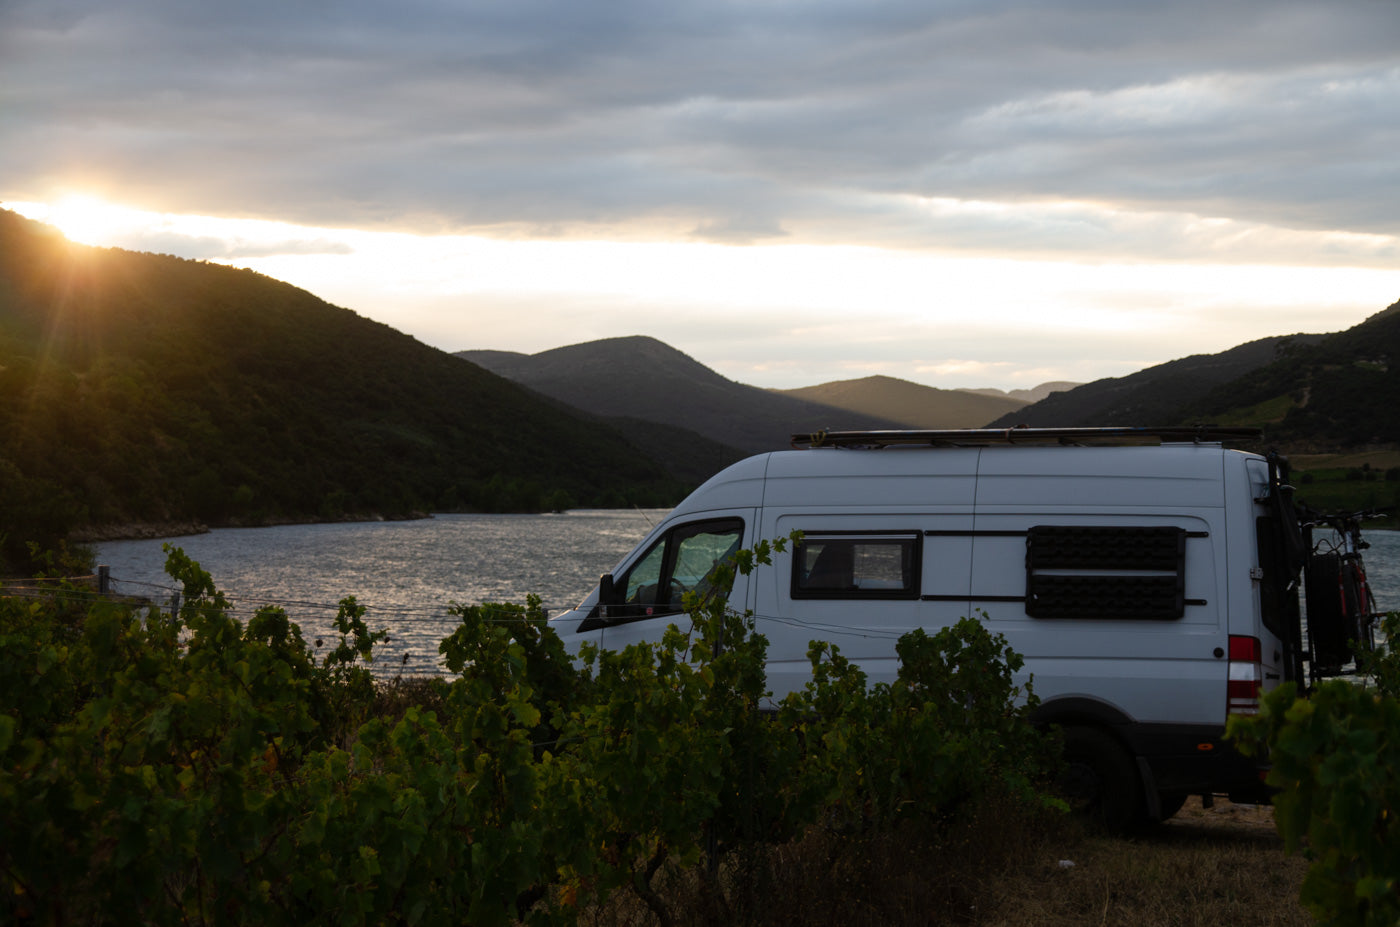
[1300,507,1385,683]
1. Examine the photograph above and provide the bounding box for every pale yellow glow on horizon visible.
[6,195,1398,390]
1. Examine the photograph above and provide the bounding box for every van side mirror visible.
[579,573,619,633]
[598,572,618,615]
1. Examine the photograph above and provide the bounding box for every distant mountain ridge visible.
[458,340,1076,449]
[458,337,914,453]
[468,310,1400,457]
[961,382,1078,403]
[771,375,1028,430]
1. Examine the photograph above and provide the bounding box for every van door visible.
[595,512,754,653]
[1242,455,1298,691]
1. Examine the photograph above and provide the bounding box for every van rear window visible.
[792,533,921,599]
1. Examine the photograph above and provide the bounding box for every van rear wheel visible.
[1057,726,1144,833]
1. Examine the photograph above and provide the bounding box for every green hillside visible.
[1184,301,1400,449]
[985,334,1327,429]
[990,301,1400,520]
[0,210,683,571]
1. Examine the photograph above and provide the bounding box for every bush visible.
[1229,611,1400,927]
[1,541,1059,926]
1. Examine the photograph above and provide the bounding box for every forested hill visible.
[0,210,682,568]
[985,334,1328,429]
[1183,300,1400,448]
[988,301,1400,452]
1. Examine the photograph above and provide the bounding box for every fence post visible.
[98,565,110,595]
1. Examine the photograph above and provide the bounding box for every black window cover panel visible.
[1027,574,1185,620]
[1026,525,1185,571]
[1025,526,1188,620]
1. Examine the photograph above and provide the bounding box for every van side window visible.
[792,533,922,599]
[609,518,744,622]
[1025,525,1188,620]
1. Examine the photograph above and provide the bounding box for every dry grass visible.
[581,797,1311,927]
[980,799,1311,927]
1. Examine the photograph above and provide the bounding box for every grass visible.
[980,800,1310,927]
[572,796,1310,927]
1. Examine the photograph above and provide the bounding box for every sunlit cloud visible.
[7,197,356,259]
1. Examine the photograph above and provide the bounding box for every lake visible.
[94,516,1400,676]
[94,510,666,675]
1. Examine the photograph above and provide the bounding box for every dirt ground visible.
[1164,795,1281,832]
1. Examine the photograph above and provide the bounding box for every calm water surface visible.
[95,511,664,674]
[95,519,1400,676]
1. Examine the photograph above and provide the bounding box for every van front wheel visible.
[1057,726,1144,833]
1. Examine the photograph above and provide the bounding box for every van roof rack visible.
[790,426,1264,449]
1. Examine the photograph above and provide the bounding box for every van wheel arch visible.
[1032,696,1134,731]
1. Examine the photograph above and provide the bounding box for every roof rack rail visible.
[790,426,1264,449]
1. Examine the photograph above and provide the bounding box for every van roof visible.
[789,426,1263,450]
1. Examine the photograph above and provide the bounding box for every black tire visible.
[1056,726,1145,833]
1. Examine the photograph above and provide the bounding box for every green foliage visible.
[775,614,1054,840]
[1357,612,1400,701]
[1,539,1060,926]
[0,548,371,925]
[1229,611,1400,927]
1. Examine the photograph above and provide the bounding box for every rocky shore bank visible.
[68,512,434,545]
[69,521,212,543]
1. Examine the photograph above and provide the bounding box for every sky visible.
[3,0,1398,391]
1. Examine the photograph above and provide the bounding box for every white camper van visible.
[549,427,1377,827]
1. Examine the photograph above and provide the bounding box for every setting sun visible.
[31,195,139,246]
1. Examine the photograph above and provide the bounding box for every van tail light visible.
[1228,635,1263,715]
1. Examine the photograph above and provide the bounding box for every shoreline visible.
[68,521,212,543]
[68,511,435,544]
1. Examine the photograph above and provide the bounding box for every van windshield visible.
[610,518,744,621]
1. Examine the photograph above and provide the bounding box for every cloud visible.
[119,231,354,260]
[3,0,1396,255]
